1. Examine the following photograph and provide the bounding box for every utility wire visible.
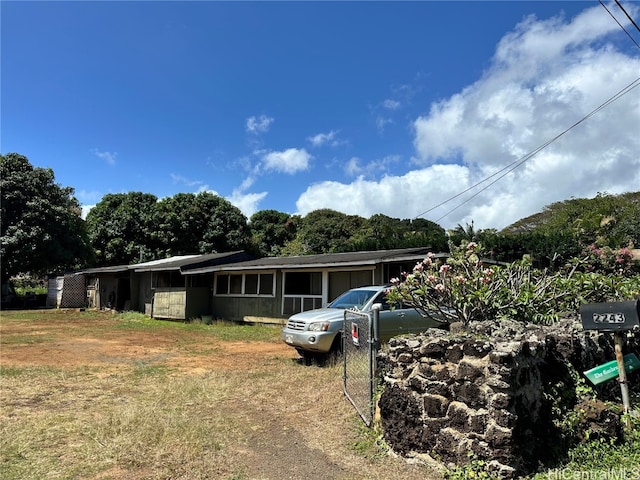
[600,0,640,49]
[413,76,640,223]
[614,0,640,34]
[414,3,640,224]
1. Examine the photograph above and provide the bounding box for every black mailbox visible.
[580,300,640,332]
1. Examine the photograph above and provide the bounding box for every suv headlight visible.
[308,321,330,332]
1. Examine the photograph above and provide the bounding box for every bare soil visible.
[0,310,444,480]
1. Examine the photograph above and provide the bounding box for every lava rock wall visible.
[377,318,640,478]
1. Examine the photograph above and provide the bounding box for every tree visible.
[249,209,297,257]
[402,217,448,251]
[0,153,94,282]
[85,192,159,265]
[296,209,365,254]
[154,192,251,256]
[448,220,477,245]
[346,215,447,251]
[86,191,251,264]
[503,192,640,249]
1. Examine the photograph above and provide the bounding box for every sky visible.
[2,1,639,232]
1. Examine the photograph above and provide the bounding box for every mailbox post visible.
[580,300,640,426]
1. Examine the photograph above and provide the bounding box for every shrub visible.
[577,244,639,277]
[386,241,640,326]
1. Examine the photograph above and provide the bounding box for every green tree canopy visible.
[503,192,640,248]
[401,217,447,251]
[85,192,159,266]
[0,153,94,282]
[296,209,365,254]
[347,214,447,251]
[154,192,250,256]
[249,209,297,257]
[86,191,251,264]
[493,192,640,268]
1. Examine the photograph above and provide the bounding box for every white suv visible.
[281,285,445,363]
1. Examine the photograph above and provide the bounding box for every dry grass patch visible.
[0,310,443,480]
[1,366,245,479]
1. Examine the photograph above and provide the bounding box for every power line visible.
[600,0,640,49]
[614,0,640,34]
[413,76,640,223]
[413,3,640,225]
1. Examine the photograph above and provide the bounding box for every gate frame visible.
[342,306,380,426]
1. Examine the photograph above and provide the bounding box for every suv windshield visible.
[328,289,378,310]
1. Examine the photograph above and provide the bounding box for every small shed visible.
[46,274,87,308]
[80,265,131,310]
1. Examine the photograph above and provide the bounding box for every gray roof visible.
[132,251,250,272]
[79,251,251,275]
[79,264,131,275]
[183,247,446,275]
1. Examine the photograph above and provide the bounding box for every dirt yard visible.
[0,310,444,480]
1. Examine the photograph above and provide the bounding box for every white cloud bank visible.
[296,6,640,230]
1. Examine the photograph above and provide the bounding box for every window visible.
[214,272,275,296]
[215,274,229,295]
[282,271,323,315]
[229,275,242,294]
[259,274,273,295]
[284,272,321,295]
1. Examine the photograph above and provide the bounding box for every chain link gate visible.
[343,307,380,426]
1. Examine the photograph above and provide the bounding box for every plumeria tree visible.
[579,244,637,276]
[386,241,640,326]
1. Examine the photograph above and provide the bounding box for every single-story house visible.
[77,247,444,324]
[184,247,446,325]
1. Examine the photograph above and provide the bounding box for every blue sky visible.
[2,1,639,231]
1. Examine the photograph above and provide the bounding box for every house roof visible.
[79,264,131,275]
[132,251,251,272]
[79,251,252,275]
[182,247,445,275]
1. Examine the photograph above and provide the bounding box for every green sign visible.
[584,354,640,385]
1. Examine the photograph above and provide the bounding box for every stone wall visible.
[377,318,640,478]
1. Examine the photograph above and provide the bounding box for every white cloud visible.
[195,183,265,219]
[296,165,472,221]
[222,147,310,218]
[262,148,312,174]
[382,99,401,110]
[297,5,640,230]
[246,115,274,134]
[344,157,361,176]
[376,116,393,133]
[91,148,117,166]
[343,155,401,178]
[307,130,342,147]
[171,173,204,187]
[228,190,268,219]
[81,204,95,219]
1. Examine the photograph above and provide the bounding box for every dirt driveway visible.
[0,310,444,480]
